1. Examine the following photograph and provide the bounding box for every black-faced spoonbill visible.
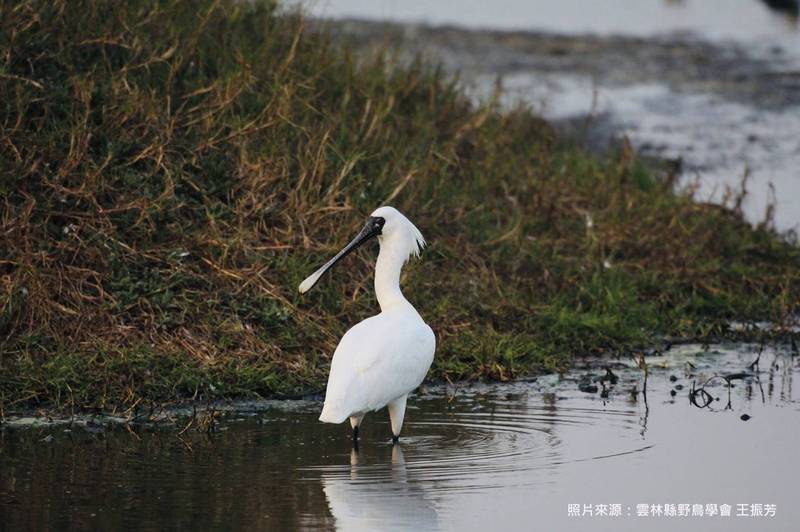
[298,206,435,443]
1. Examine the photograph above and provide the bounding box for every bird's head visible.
[298,206,426,294]
[369,206,426,259]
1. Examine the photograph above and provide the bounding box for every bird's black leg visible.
[392,434,400,444]
[352,425,359,446]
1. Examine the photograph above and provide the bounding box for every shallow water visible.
[1,344,798,531]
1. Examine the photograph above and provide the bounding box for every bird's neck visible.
[374,237,411,312]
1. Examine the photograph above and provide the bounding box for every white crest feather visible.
[408,221,426,259]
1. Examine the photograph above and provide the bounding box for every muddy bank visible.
[319,18,800,233]
[326,21,800,107]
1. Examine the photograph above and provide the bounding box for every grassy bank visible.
[1,0,798,411]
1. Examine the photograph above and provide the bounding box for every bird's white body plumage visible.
[301,206,435,438]
[318,306,435,424]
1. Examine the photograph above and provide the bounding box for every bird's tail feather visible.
[319,403,348,424]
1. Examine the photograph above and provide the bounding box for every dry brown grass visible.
[1,0,798,410]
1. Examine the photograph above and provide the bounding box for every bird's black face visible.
[334,215,384,260]
[365,216,386,238]
[298,216,385,293]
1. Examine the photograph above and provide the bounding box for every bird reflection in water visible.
[322,445,440,531]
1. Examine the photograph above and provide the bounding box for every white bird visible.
[298,206,435,443]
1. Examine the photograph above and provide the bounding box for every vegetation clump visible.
[1,0,798,410]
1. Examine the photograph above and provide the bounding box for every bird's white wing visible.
[319,310,435,423]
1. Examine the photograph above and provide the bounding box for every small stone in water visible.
[670,390,677,397]
[41,435,54,443]
[675,384,684,390]
[602,367,619,384]
[740,414,751,421]
[579,384,598,393]
[669,375,678,382]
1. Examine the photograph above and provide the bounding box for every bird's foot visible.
[392,434,400,444]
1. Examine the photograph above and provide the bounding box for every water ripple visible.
[306,401,648,492]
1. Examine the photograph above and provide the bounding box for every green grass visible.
[1,0,798,411]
